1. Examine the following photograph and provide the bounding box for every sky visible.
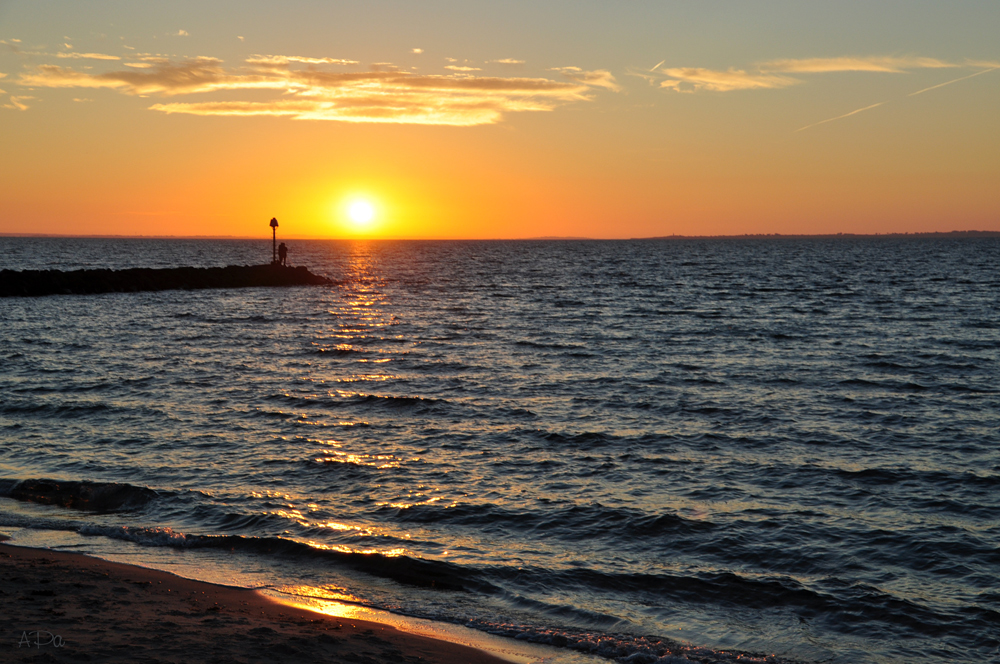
[1,0,998,239]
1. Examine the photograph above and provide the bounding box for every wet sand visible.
[0,543,510,663]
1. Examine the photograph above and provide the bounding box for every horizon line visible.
[1,230,999,241]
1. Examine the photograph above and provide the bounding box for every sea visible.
[1,236,998,664]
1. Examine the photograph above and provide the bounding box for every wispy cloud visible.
[17,55,614,125]
[2,95,33,111]
[551,66,621,92]
[176,30,189,37]
[55,52,122,61]
[18,58,280,96]
[149,99,528,126]
[655,55,980,93]
[412,48,423,55]
[247,54,359,66]
[444,65,481,72]
[489,59,525,65]
[659,67,796,92]
[762,56,955,73]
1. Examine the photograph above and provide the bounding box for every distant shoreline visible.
[1,230,998,240]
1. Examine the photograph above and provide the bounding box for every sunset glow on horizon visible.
[1,2,998,239]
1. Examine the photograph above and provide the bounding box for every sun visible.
[348,200,375,226]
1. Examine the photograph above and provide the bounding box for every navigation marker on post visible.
[270,217,279,264]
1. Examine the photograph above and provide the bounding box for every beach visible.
[0,543,509,664]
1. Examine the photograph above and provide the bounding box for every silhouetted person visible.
[278,242,288,266]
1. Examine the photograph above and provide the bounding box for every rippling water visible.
[1,236,998,664]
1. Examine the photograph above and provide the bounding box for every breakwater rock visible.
[0,264,332,297]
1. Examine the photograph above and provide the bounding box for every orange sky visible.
[1,2,998,238]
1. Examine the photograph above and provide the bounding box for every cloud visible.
[237,36,244,42]
[73,97,93,102]
[20,56,599,125]
[655,55,981,93]
[0,73,6,79]
[412,48,423,54]
[18,58,285,96]
[149,99,523,126]
[445,65,481,72]
[489,59,525,65]
[3,95,33,111]
[659,67,797,92]
[550,66,622,92]
[56,52,122,61]
[248,55,359,66]
[761,56,955,73]
[177,30,189,37]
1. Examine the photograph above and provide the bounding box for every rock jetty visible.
[0,264,332,297]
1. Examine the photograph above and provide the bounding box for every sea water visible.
[1,236,997,663]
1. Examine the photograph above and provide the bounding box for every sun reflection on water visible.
[305,540,407,557]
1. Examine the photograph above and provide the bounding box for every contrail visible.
[909,67,998,96]
[795,101,886,132]
[650,59,665,72]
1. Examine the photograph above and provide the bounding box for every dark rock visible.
[0,264,332,297]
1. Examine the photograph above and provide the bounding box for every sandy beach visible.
[0,543,510,664]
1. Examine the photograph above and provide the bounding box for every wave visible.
[831,466,1000,489]
[66,523,804,662]
[0,478,158,512]
[515,340,590,351]
[0,400,165,419]
[313,347,366,356]
[76,525,489,592]
[486,564,980,640]
[267,392,447,412]
[380,502,716,540]
[455,620,787,664]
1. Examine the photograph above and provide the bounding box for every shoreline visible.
[0,542,516,663]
